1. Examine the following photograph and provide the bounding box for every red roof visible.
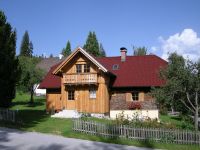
[39,63,61,89]
[39,55,167,89]
[96,55,167,87]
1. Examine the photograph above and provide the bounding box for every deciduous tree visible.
[152,53,200,130]
[18,56,44,104]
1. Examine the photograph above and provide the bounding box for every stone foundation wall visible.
[110,92,157,110]
[110,93,127,110]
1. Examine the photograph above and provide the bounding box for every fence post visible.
[72,119,200,145]
[123,125,126,138]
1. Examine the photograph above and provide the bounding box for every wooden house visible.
[39,47,167,119]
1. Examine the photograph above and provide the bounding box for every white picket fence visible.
[73,119,200,145]
[0,108,16,122]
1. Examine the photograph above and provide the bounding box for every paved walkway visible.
[0,127,156,150]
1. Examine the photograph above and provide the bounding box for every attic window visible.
[112,64,119,70]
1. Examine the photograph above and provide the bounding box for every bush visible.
[115,111,130,125]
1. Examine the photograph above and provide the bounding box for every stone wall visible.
[110,93,127,110]
[110,92,157,110]
[140,101,157,110]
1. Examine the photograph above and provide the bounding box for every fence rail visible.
[73,119,200,145]
[0,108,16,122]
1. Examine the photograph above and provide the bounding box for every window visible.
[89,89,96,99]
[84,64,90,73]
[76,64,82,73]
[132,92,139,101]
[112,64,119,70]
[68,90,75,100]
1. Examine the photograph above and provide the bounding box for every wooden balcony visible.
[63,73,97,85]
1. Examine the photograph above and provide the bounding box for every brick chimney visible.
[120,47,127,62]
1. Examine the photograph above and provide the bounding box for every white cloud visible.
[150,46,158,52]
[160,29,200,61]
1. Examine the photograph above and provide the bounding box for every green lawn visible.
[0,92,199,150]
[160,113,194,130]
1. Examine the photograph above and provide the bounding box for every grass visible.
[0,92,199,150]
[160,114,194,130]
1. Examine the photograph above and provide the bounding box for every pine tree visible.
[0,11,20,107]
[29,41,33,56]
[20,31,33,57]
[61,40,71,57]
[83,31,100,57]
[99,43,106,57]
[49,54,53,58]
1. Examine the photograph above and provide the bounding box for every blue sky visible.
[1,0,200,60]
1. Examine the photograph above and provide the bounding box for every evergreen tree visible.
[133,46,147,56]
[0,11,20,107]
[99,43,106,57]
[29,41,33,55]
[49,54,53,58]
[83,31,100,56]
[61,40,71,57]
[20,31,33,57]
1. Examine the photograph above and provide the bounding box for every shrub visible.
[115,111,130,125]
[128,101,141,110]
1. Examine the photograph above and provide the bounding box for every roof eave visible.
[53,47,108,75]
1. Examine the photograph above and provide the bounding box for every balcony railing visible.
[63,73,97,84]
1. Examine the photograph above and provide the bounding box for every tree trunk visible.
[171,106,174,113]
[29,86,34,104]
[194,91,199,131]
[194,107,198,131]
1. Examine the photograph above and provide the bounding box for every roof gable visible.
[53,47,108,75]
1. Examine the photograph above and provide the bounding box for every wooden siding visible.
[60,53,110,114]
[62,53,98,74]
[46,89,61,112]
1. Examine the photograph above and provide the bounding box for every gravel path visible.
[0,127,156,150]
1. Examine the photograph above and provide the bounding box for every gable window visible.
[84,64,90,73]
[89,89,96,99]
[68,90,75,100]
[132,92,139,101]
[112,64,119,70]
[76,64,82,73]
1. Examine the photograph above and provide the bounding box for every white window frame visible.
[89,89,96,99]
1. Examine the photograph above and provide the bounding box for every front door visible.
[66,90,76,110]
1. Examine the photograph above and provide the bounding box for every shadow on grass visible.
[138,140,154,148]
[16,109,49,129]
[12,97,45,107]
[0,109,49,130]
[171,116,182,121]
[12,101,44,108]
